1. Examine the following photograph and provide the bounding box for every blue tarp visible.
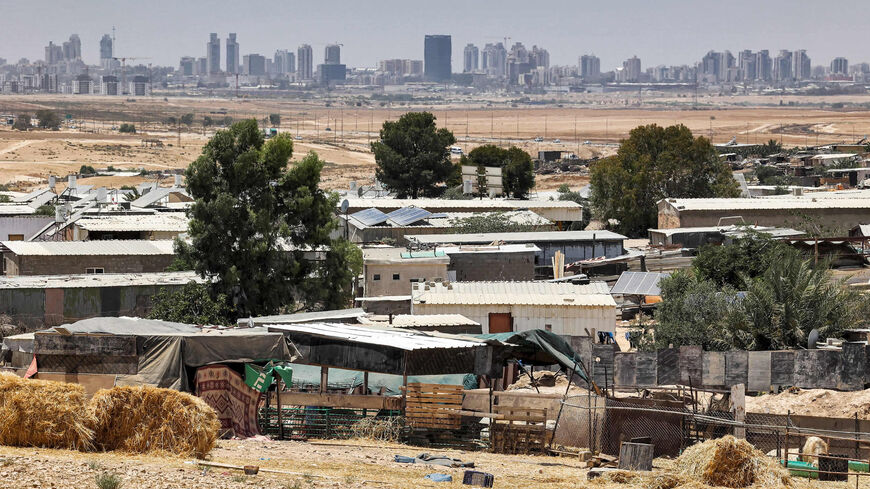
[287,363,477,394]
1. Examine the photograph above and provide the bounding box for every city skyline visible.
[1,0,867,71]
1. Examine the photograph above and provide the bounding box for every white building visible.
[411,281,616,336]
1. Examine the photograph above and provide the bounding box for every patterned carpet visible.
[195,364,261,438]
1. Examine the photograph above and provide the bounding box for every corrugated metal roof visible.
[439,244,540,255]
[407,230,627,245]
[240,308,367,326]
[362,247,451,264]
[76,213,189,232]
[412,281,616,307]
[130,187,190,208]
[1,239,176,256]
[426,210,552,228]
[360,314,480,328]
[662,197,870,212]
[266,322,487,350]
[344,198,581,211]
[0,204,37,215]
[610,271,669,296]
[0,271,203,289]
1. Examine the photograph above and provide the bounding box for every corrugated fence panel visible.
[771,351,794,386]
[635,351,657,386]
[725,351,748,387]
[702,351,725,388]
[747,351,772,392]
[614,352,636,387]
[839,343,864,391]
[657,348,679,385]
[794,350,841,389]
[679,346,703,387]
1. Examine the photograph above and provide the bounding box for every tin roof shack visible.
[657,196,870,231]
[648,225,805,248]
[411,281,617,335]
[0,216,55,241]
[239,308,368,327]
[1,240,176,276]
[359,314,482,334]
[69,213,188,241]
[1,317,295,392]
[440,244,539,282]
[408,230,626,279]
[0,271,204,327]
[362,247,449,298]
[343,198,582,225]
[342,208,553,245]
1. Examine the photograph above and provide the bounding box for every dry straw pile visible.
[351,416,403,442]
[0,373,95,450]
[89,385,220,458]
[675,436,792,488]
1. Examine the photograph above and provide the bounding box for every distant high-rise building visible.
[99,34,113,69]
[100,75,119,95]
[773,50,792,82]
[243,54,266,76]
[324,44,341,65]
[738,50,756,81]
[701,51,721,80]
[579,54,600,81]
[792,49,811,80]
[274,50,295,74]
[424,35,452,82]
[482,42,507,77]
[196,57,207,75]
[297,44,314,80]
[318,63,347,84]
[226,33,239,74]
[44,42,63,65]
[755,50,772,81]
[831,57,849,76]
[207,33,221,74]
[179,57,195,76]
[530,46,549,69]
[622,56,641,82]
[63,34,81,61]
[463,44,478,73]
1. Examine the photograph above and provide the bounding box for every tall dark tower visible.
[424,35,452,82]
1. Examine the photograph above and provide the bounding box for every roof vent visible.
[563,297,575,302]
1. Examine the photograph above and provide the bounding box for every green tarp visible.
[477,330,589,382]
[286,363,476,395]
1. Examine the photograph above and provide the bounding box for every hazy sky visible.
[1,0,866,70]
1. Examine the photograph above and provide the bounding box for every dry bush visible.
[350,416,403,443]
[0,373,95,450]
[675,435,792,488]
[89,385,220,458]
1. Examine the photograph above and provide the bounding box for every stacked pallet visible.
[404,383,463,430]
[490,406,548,454]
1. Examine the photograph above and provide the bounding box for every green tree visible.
[147,282,233,325]
[371,112,456,198]
[693,230,792,288]
[503,146,535,198]
[203,116,213,129]
[181,119,360,317]
[79,164,97,175]
[180,113,195,127]
[34,204,55,216]
[221,116,233,127]
[467,144,508,167]
[590,124,739,237]
[449,211,545,234]
[556,184,591,230]
[165,116,178,126]
[35,110,61,130]
[269,113,281,126]
[118,123,136,134]
[12,114,31,131]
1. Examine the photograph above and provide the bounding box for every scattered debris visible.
[424,473,452,482]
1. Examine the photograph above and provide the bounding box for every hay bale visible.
[89,385,220,457]
[675,435,791,488]
[0,373,95,450]
[592,470,695,489]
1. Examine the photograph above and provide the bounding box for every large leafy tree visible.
[371,112,455,198]
[693,230,792,288]
[465,144,536,198]
[179,119,360,317]
[590,124,739,237]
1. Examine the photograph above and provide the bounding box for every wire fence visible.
[555,394,870,481]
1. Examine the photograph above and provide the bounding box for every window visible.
[373,274,381,281]
[409,278,426,283]
[545,324,553,332]
[85,267,104,274]
[392,273,400,280]
[6,234,24,241]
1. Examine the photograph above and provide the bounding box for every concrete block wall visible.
[10,254,174,276]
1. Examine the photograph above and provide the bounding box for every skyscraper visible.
[226,33,239,74]
[482,43,507,77]
[424,35,452,82]
[831,57,849,76]
[755,50,772,81]
[463,44,478,73]
[579,54,600,81]
[243,54,266,76]
[297,44,313,80]
[207,33,221,74]
[773,50,792,82]
[44,42,63,65]
[324,44,341,65]
[274,50,295,74]
[99,34,113,68]
[738,50,756,81]
[792,49,811,80]
[622,56,641,82]
[179,57,195,76]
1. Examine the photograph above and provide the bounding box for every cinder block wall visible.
[13,254,174,276]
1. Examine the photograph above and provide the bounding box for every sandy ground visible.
[4,93,870,192]
[747,388,870,419]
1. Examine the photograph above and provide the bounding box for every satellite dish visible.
[340,199,349,213]
[808,329,819,349]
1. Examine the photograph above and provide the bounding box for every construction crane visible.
[112,56,151,95]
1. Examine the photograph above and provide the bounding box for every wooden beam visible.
[267,392,402,410]
[320,365,328,394]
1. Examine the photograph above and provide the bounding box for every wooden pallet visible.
[405,383,464,430]
[490,406,548,455]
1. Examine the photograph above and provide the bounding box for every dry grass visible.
[675,436,792,488]
[89,385,219,458]
[349,417,403,443]
[0,373,95,450]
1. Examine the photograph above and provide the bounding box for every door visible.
[488,313,513,333]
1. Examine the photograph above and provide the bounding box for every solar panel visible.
[610,271,669,296]
[386,206,432,226]
[428,213,449,219]
[349,208,388,226]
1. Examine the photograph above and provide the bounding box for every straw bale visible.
[593,470,688,489]
[89,385,220,458]
[675,436,791,488]
[0,373,95,450]
[351,417,403,443]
